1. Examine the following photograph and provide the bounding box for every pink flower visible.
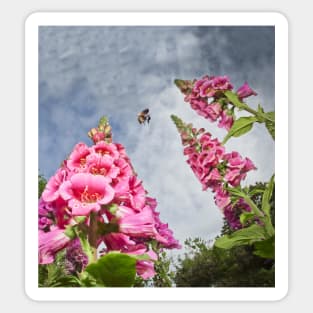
[224,168,246,187]
[103,233,136,251]
[67,143,91,172]
[38,199,54,231]
[39,226,71,264]
[203,168,222,191]
[42,168,67,202]
[127,176,146,211]
[214,188,231,210]
[211,76,233,91]
[236,82,257,100]
[136,249,158,279]
[204,102,222,122]
[92,141,119,159]
[218,110,234,131]
[59,173,115,216]
[117,206,167,244]
[86,153,120,181]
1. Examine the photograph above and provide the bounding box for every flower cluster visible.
[39,118,180,280]
[172,115,256,230]
[176,76,257,131]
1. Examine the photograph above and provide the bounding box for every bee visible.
[137,108,151,125]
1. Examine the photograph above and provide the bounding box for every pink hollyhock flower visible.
[155,222,182,249]
[103,233,136,251]
[204,102,222,122]
[38,198,54,231]
[92,141,119,159]
[203,168,222,191]
[214,188,231,210]
[127,176,146,211]
[117,206,167,244]
[224,168,247,187]
[211,75,233,91]
[136,249,158,279]
[113,158,133,181]
[86,153,120,181]
[59,173,115,216]
[67,143,91,172]
[218,110,234,131]
[223,204,242,230]
[42,168,67,203]
[243,157,257,172]
[236,82,257,100]
[39,226,71,264]
[224,151,245,168]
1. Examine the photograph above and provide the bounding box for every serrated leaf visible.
[214,224,266,249]
[253,236,275,259]
[85,252,137,287]
[222,116,258,144]
[265,111,275,140]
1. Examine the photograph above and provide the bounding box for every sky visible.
[39,26,275,257]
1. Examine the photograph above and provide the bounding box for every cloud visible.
[39,26,275,253]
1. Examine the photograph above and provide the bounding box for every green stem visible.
[242,195,264,218]
[88,212,99,262]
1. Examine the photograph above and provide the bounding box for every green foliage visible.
[85,252,137,287]
[265,111,275,140]
[214,224,267,249]
[216,178,275,256]
[224,90,247,109]
[222,116,258,144]
[174,238,274,287]
[38,251,82,287]
[38,174,47,198]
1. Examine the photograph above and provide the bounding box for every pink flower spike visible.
[236,82,257,100]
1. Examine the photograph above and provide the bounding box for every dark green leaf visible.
[253,236,275,259]
[214,224,267,249]
[222,116,258,144]
[85,252,137,287]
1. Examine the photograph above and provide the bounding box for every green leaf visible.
[253,236,275,259]
[222,116,258,144]
[262,175,275,217]
[224,90,247,109]
[265,111,275,140]
[240,212,255,225]
[85,252,137,287]
[214,224,267,249]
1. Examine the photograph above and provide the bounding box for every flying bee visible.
[137,108,151,125]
